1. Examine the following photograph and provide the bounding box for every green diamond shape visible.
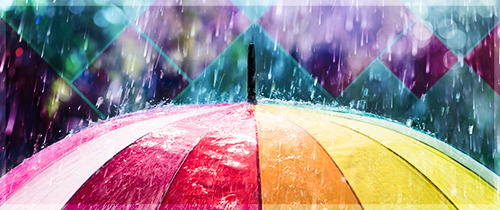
[2,3,129,81]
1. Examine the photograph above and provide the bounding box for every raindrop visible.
[0,52,5,73]
[425,56,430,74]
[361,87,369,96]
[274,30,279,51]
[96,97,104,108]
[318,9,322,25]
[190,25,196,38]
[224,11,232,28]
[234,84,240,94]
[83,38,88,51]
[406,119,413,127]
[215,18,220,37]
[214,68,218,87]
[268,62,272,80]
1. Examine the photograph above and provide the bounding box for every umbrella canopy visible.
[0,102,498,210]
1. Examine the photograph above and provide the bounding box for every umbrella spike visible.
[248,43,257,104]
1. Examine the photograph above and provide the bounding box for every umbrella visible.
[0,102,499,210]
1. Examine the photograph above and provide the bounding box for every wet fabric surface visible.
[0,105,202,204]
[63,105,242,209]
[268,105,500,210]
[0,105,237,210]
[262,105,455,209]
[161,105,259,209]
[1,103,498,210]
[255,106,362,209]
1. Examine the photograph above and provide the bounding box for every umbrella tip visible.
[247,44,257,104]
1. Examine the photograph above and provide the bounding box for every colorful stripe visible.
[63,106,241,210]
[1,103,498,210]
[255,107,362,209]
[313,105,500,190]
[261,105,455,209]
[0,104,236,205]
[161,105,259,209]
[0,105,238,210]
[265,104,500,209]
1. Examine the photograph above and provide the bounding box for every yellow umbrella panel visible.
[256,104,500,210]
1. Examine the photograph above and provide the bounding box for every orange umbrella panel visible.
[255,107,363,209]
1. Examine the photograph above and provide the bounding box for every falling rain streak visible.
[0,0,499,190]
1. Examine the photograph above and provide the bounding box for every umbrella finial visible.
[247,43,257,104]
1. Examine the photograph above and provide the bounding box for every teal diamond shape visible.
[337,59,419,119]
[173,27,250,104]
[2,2,129,81]
[250,24,336,104]
[174,24,335,104]
[405,62,498,171]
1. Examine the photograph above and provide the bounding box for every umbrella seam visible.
[57,104,241,209]
[62,132,152,209]
[317,107,500,191]
[156,104,245,210]
[258,106,365,209]
[271,102,500,191]
[0,104,204,205]
[298,110,460,210]
[251,105,264,210]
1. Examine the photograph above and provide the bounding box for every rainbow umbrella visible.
[0,102,499,210]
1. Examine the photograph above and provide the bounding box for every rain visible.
[0,0,499,209]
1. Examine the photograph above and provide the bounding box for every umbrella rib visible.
[297,105,500,191]
[51,109,223,209]
[61,131,153,209]
[250,106,263,210]
[302,113,460,210]
[155,105,243,210]
[0,103,228,205]
[258,106,365,209]
[55,104,242,209]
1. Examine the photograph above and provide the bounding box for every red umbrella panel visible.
[0,103,499,210]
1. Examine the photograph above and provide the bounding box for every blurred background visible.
[0,0,499,175]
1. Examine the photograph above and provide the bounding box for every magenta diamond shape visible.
[135,0,251,80]
[258,3,415,98]
[464,24,500,96]
[380,20,458,98]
